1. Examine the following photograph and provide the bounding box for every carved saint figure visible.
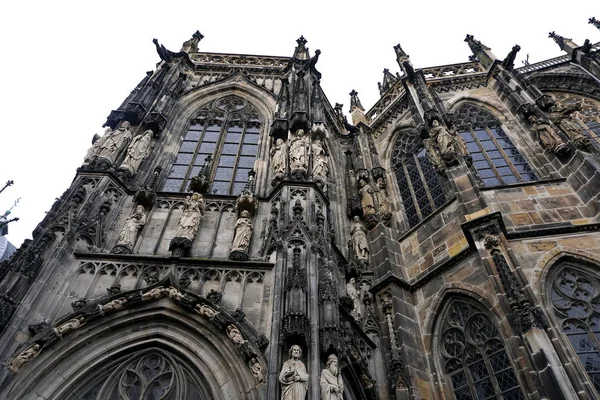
[375,178,391,216]
[54,316,86,337]
[9,344,41,373]
[165,287,185,302]
[175,193,205,240]
[429,119,457,161]
[249,357,266,383]
[547,103,591,149]
[346,278,361,320]
[312,139,328,183]
[320,354,344,400]
[141,287,166,301]
[195,304,217,318]
[271,138,287,178]
[528,116,569,156]
[231,210,253,252]
[227,324,246,345]
[120,129,155,173]
[100,298,127,313]
[358,179,376,216]
[351,216,369,261]
[97,121,133,163]
[289,129,309,171]
[116,205,146,247]
[279,345,309,400]
[84,127,111,164]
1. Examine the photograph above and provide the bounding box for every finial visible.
[293,36,310,60]
[380,68,400,95]
[464,34,490,57]
[549,31,570,51]
[590,17,600,30]
[349,90,364,112]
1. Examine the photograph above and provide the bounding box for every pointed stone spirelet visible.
[188,154,213,194]
[464,34,490,57]
[590,17,600,31]
[548,31,571,51]
[292,35,310,60]
[379,68,399,95]
[180,30,204,52]
[349,90,364,112]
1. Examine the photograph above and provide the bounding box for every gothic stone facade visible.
[1,24,600,400]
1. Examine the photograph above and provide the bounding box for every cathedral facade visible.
[1,21,600,400]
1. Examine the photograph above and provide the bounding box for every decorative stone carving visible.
[271,138,287,186]
[175,193,205,240]
[8,344,40,373]
[375,177,392,222]
[195,303,217,318]
[289,129,309,180]
[112,205,146,254]
[28,321,50,336]
[206,289,222,305]
[227,324,247,345]
[95,120,133,166]
[249,357,266,383]
[346,278,361,321]
[165,287,185,302]
[547,103,593,151]
[350,216,369,267]
[99,298,127,314]
[54,316,86,337]
[229,210,253,260]
[279,344,309,400]
[358,179,376,217]
[311,139,328,185]
[527,115,570,156]
[106,285,121,296]
[320,354,344,400]
[84,128,110,165]
[141,287,166,301]
[119,129,155,175]
[71,298,88,311]
[427,119,470,167]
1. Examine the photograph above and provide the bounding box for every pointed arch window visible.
[549,262,600,392]
[162,95,261,195]
[551,92,600,150]
[454,104,537,186]
[392,132,447,228]
[438,299,525,399]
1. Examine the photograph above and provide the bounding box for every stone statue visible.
[346,278,361,320]
[99,298,127,314]
[528,116,570,156]
[430,119,457,161]
[196,304,217,318]
[97,121,133,164]
[424,137,444,172]
[312,139,328,183]
[120,129,154,174]
[249,357,266,383]
[175,193,205,240]
[279,344,309,400]
[115,205,146,248]
[54,316,86,337]
[320,354,344,400]
[351,216,369,261]
[358,179,376,216]
[289,129,309,172]
[271,138,287,182]
[227,324,246,345]
[231,210,253,252]
[165,287,185,302]
[9,344,41,373]
[84,127,111,165]
[547,103,592,150]
[375,177,391,217]
[141,287,166,301]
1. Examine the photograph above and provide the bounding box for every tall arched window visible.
[392,132,447,228]
[551,92,600,150]
[548,261,600,392]
[162,95,261,195]
[438,298,524,399]
[454,104,537,187]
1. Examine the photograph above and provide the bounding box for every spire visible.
[180,30,204,52]
[311,80,325,124]
[464,34,490,57]
[349,90,364,112]
[590,17,600,31]
[548,31,571,51]
[393,43,415,81]
[293,36,310,60]
[379,68,400,95]
[349,90,367,126]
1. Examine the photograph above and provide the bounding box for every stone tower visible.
[1,21,600,399]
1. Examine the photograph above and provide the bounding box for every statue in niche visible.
[351,216,369,262]
[375,177,391,217]
[271,138,287,183]
[430,119,456,160]
[547,103,592,150]
[346,278,361,320]
[165,287,185,302]
[9,344,41,373]
[175,192,205,240]
[424,137,444,172]
[227,324,246,345]
[320,354,344,400]
[231,210,253,252]
[249,357,266,383]
[289,129,309,172]
[279,344,309,400]
[99,298,127,314]
[141,287,166,301]
[312,139,328,184]
[120,129,155,174]
[97,120,133,164]
[54,316,86,337]
[527,116,570,156]
[115,205,146,249]
[196,304,217,318]
[84,127,111,165]
[358,179,376,216]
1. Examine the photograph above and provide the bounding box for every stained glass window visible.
[454,104,537,187]
[551,92,600,150]
[439,299,525,400]
[549,263,600,392]
[392,132,447,228]
[162,95,261,195]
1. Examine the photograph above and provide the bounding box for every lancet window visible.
[454,104,537,186]
[392,132,447,228]
[549,262,600,392]
[438,299,524,400]
[162,95,261,195]
[551,92,600,150]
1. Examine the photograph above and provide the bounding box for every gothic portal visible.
[2,22,600,400]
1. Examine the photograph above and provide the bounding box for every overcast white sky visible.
[0,1,597,247]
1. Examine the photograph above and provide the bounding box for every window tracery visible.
[549,262,600,392]
[454,104,537,186]
[392,132,447,228]
[162,95,261,195]
[550,92,600,150]
[438,299,524,399]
